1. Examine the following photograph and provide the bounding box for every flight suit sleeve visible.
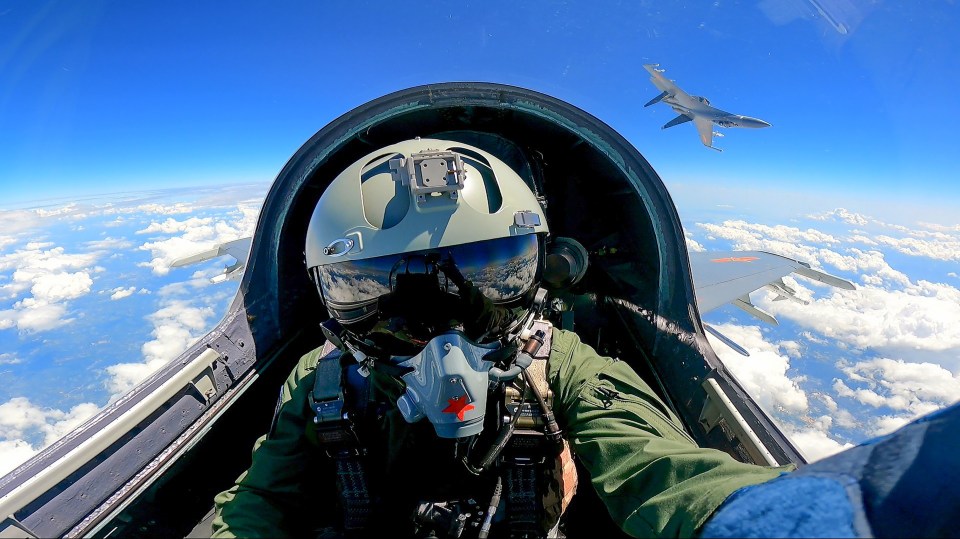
[211,347,326,538]
[546,328,791,538]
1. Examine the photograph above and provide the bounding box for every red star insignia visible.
[441,395,475,421]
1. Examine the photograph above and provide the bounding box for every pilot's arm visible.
[212,347,336,538]
[546,328,789,538]
[548,327,960,538]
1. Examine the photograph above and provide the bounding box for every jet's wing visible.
[694,117,721,151]
[689,250,855,354]
[170,236,252,283]
[642,64,692,101]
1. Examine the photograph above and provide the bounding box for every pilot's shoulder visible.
[549,327,599,358]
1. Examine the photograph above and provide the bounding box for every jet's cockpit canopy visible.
[2,83,788,539]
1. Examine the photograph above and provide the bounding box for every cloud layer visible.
[0,188,265,476]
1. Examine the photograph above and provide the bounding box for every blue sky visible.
[2,1,959,213]
[3,1,960,476]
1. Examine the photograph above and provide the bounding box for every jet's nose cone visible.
[739,116,771,128]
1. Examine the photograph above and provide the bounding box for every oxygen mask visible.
[395,330,501,439]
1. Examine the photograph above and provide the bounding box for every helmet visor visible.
[312,234,541,325]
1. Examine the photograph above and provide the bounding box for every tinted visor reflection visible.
[316,234,540,308]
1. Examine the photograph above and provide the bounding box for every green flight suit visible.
[212,328,789,538]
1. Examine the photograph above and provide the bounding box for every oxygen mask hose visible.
[464,401,525,474]
[478,476,503,539]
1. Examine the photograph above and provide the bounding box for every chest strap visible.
[309,341,372,531]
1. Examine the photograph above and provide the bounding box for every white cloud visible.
[109,286,138,300]
[846,234,879,246]
[815,248,910,287]
[84,237,134,251]
[807,208,869,226]
[684,231,706,252]
[757,280,960,369]
[779,340,801,358]
[780,422,853,462]
[0,209,46,238]
[33,203,80,218]
[833,358,960,429]
[30,272,93,302]
[136,203,260,276]
[875,234,960,262]
[697,220,840,270]
[0,245,98,276]
[98,202,196,217]
[136,216,213,236]
[0,188,266,474]
[871,415,914,436]
[104,300,215,397]
[699,219,841,247]
[0,353,22,365]
[0,244,101,332]
[0,300,71,332]
[805,210,960,263]
[0,439,37,476]
[705,323,858,462]
[917,222,960,233]
[707,324,809,415]
[0,246,100,301]
[132,202,196,215]
[0,397,99,476]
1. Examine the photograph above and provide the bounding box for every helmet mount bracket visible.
[390,150,466,205]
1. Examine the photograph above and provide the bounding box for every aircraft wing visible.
[689,250,855,353]
[642,63,692,101]
[694,117,720,151]
[170,236,252,283]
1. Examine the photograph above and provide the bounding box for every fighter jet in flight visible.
[643,63,771,151]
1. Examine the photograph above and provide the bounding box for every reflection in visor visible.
[315,234,541,309]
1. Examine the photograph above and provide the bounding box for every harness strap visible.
[310,341,372,531]
[507,320,578,536]
[334,455,373,530]
[309,321,575,536]
[504,462,541,537]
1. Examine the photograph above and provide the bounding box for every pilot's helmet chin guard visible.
[304,138,549,352]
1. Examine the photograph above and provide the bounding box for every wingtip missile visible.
[793,266,856,290]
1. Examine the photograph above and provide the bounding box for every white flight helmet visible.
[305,138,549,345]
